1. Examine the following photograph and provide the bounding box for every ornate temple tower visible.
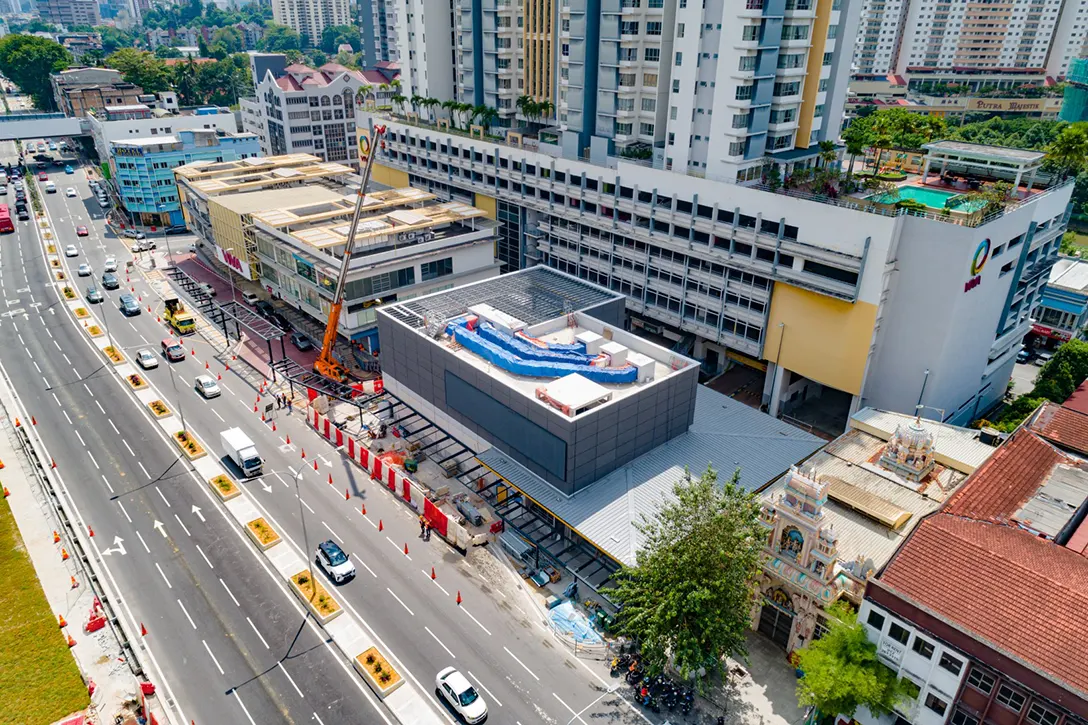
[879,417,937,482]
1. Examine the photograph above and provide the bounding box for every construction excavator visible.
[313,125,387,383]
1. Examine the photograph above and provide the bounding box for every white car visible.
[77,263,91,276]
[65,187,76,197]
[136,349,158,369]
[64,245,78,257]
[103,257,117,272]
[314,539,356,583]
[435,668,487,724]
[194,374,221,398]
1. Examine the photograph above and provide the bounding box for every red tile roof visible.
[879,514,1088,699]
[1031,402,1088,456]
[1062,380,1088,416]
[276,75,303,91]
[942,426,1071,522]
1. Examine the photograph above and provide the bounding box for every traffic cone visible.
[361,503,366,515]
[301,447,305,458]
[190,348,195,356]
[14,417,19,427]
[31,416,36,425]
[140,622,147,636]
[313,459,318,471]
[61,548,69,561]
[378,519,383,532]
[224,363,230,371]
[2,487,8,498]
[431,567,436,580]
[87,525,94,537]
[271,422,276,432]
[58,614,66,628]
[328,473,333,485]
[205,361,209,369]
[217,372,222,380]
[70,575,78,589]
[403,542,409,556]
[456,591,462,605]
[147,305,151,313]
[51,458,56,469]
[344,488,349,500]
[261,412,266,422]
[253,404,258,413]
[66,633,76,647]
[53,530,60,543]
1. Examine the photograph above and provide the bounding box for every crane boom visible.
[314,125,386,382]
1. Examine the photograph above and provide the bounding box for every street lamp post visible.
[290,465,316,593]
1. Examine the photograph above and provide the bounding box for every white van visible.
[44,181,56,194]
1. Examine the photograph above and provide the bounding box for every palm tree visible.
[410,94,425,116]
[516,94,535,122]
[423,97,441,121]
[1045,124,1088,181]
[359,84,373,108]
[441,99,459,128]
[817,140,837,169]
[391,93,407,114]
[456,101,474,129]
[536,99,554,124]
[476,106,499,134]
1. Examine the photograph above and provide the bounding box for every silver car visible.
[136,349,158,369]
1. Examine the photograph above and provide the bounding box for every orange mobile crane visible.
[314,125,387,382]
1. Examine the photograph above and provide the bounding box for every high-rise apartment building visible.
[271,0,351,44]
[359,0,400,67]
[39,0,101,27]
[395,0,456,103]
[447,0,859,181]
[853,0,1088,79]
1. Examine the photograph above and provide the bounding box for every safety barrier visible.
[309,409,471,550]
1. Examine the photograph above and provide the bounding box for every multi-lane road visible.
[4,140,655,725]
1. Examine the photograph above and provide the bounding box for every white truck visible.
[220,428,262,478]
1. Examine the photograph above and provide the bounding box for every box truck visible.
[221,428,262,478]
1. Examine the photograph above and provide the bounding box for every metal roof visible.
[478,386,823,566]
[850,407,995,473]
[922,140,1045,166]
[1047,256,1088,294]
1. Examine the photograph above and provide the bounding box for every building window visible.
[641,97,656,112]
[742,25,759,41]
[813,104,824,117]
[951,710,979,725]
[732,112,750,129]
[778,53,805,69]
[782,24,809,40]
[996,685,1026,713]
[621,21,640,34]
[910,636,934,659]
[619,73,637,87]
[639,122,654,135]
[887,623,909,645]
[615,122,633,135]
[645,47,660,62]
[1026,703,1060,725]
[827,24,838,38]
[866,610,885,630]
[924,694,948,717]
[421,257,453,281]
[812,616,830,640]
[938,652,963,676]
[736,84,754,100]
[562,43,570,56]
[646,21,662,35]
[677,23,684,38]
[644,73,658,86]
[770,108,796,124]
[727,141,745,156]
[675,52,683,66]
[818,78,829,91]
[672,79,680,93]
[774,81,801,96]
[739,55,757,71]
[822,52,834,65]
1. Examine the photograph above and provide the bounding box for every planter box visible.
[289,571,342,624]
[208,474,241,502]
[74,308,89,319]
[87,325,104,338]
[46,244,55,254]
[245,517,281,551]
[104,346,125,365]
[55,271,66,281]
[354,647,405,698]
[125,373,148,390]
[174,431,207,461]
[51,259,61,268]
[62,287,75,300]
[147,399,171,418]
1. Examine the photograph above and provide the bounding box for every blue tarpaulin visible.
[549,601,603,644]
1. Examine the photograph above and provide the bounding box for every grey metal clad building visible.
[379,267,701,494]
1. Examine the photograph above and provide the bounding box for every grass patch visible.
[104,346,124,365]
[0,498,90,723]
[174,431,205,459]
[73,308,89,319]
[245,517,281,550]
[148,400,170,417]
[208,474,240,501]
[46,244,55,254]
[86,325,103,338]
[291,571,340,617]
[61,287,75,300]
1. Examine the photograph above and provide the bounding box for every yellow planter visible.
[74,308,89,319]
[354,647,405,698]
[289,571,342,624]
[147,399,170,418]
[86,325,104,338]
[208,474,241,502]
[245,517,282,551]
[125,373,148,390]
[104,346,124,364]
[173,431,206,460]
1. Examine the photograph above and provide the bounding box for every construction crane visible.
[314,125,387,383]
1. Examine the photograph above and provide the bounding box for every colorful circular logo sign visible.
[971,238,991,276]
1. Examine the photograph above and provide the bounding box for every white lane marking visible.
[117,500,132,523]
[138,461,151,479]
[313,714,326,725]
[32,358,42,372]
[272,471,289,488]
[203,640,225,676]
[425,626,455,659]
[128,321,137,332]
[386,535,411,560]
[122,439,135,456]
[46,328,53,338]
[74,429,85,446]
[87,451,99,469]
[279,662,304,699]
[52,392,61,406]
[386,587,414,616]
[135,530,150,553]
[422,569,450,597]
[231,689,255,724]
[212,409,224,422]
[155,488,170,507]
[321,520,343,543]
[552,693,588,725]
[353,554,377,578]
[221,383,235,395]
[53,340,61,351]
[109,419,119,435]
[177,598,196,629]
[18,333,24,345]
[95,400,105,414]
[100,474,114,494]
[155,562,172,589]
[83,383,93,397]
[299,497,315,514]
[62,353,71,364]
[195,544,214,569]
[468,671,503,707]
[220,578,240,606]
[506,646,540,681]
[246,616,269,649]
[63,410,72,425]
[174,514,190,537]
[140,334,149,344]
[463,607,493,636]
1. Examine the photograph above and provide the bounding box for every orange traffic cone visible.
[70,575,78,589]
[31,416,36,425]
[328,473,333,485]
[253,404,258,413]
[53,530,60,543]
[14,417,20,427]
[140,622,147,636]
[66,633,76,647]
[313,459,318,471]
[272,422,276,432]
[456,591,462,605]
[58,614,67,628]
[301,447,306,458]
[261,413,266,422]
[217,373,221,380]
[431,567,436,580]
[87,525,94,537]
[2,487,8,498]
[51,458,56,469]
[345,488,349,500]
[403,542,409,556]
[224,363,230,371]
[190,348,195,356]
[361,503,366,515]
[378,519,383,532]
[286,434,291,444]
[205,361,209,369]
[61,548,69,561]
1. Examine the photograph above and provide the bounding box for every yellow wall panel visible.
[372,163,409,188]
[764,283,877,396]
[474,193,497,219]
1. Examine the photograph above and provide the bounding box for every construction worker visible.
[419,514,426,538]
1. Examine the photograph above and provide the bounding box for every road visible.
[1,139,394,725]
[19,139,663,725]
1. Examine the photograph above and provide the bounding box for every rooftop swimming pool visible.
[867,185,988,213]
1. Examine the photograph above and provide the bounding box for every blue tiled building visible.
[1030,256,1088,349]
[110,128,261,226]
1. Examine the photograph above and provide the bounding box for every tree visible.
[441,99,459,128]
[210,27,245,58]
[611,466,764,683]
[996,339,1088,430]
[390,93,407,114]
[95,26,138,55]
[320,25,362,54]
[155,45,184,59]
[173,57,199,105]
[476,106,499,133]
[259,24,301,53]
[198,35,212,59]
[794,603,914,723]
[1044,123,1088,180]
[841,122,868,183]
[817,140,838,169]
[106,49,171,93]
[0,35,72,110]
[8,19,58,33]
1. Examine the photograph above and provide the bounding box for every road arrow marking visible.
[101,535,127,556]
[260,479,273,493]
[153,520,167,538]
[191,505,206,523]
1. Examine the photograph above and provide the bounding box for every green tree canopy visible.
[320,25,362,54]
[95,26,139,55]
[7,19,58,33]
[154,45,185,59]
[140,0,269,29]
[0,35,72,110]
[210,26,245,58]
[1044,123,1088,180]
[105,49,171,94]
[795,602,915,722]
[995,339,1088,430]
[259,24,301,53]
[611,466,763,683]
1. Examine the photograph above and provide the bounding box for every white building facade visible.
[87,105,239,171]
[271,0,352,44]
